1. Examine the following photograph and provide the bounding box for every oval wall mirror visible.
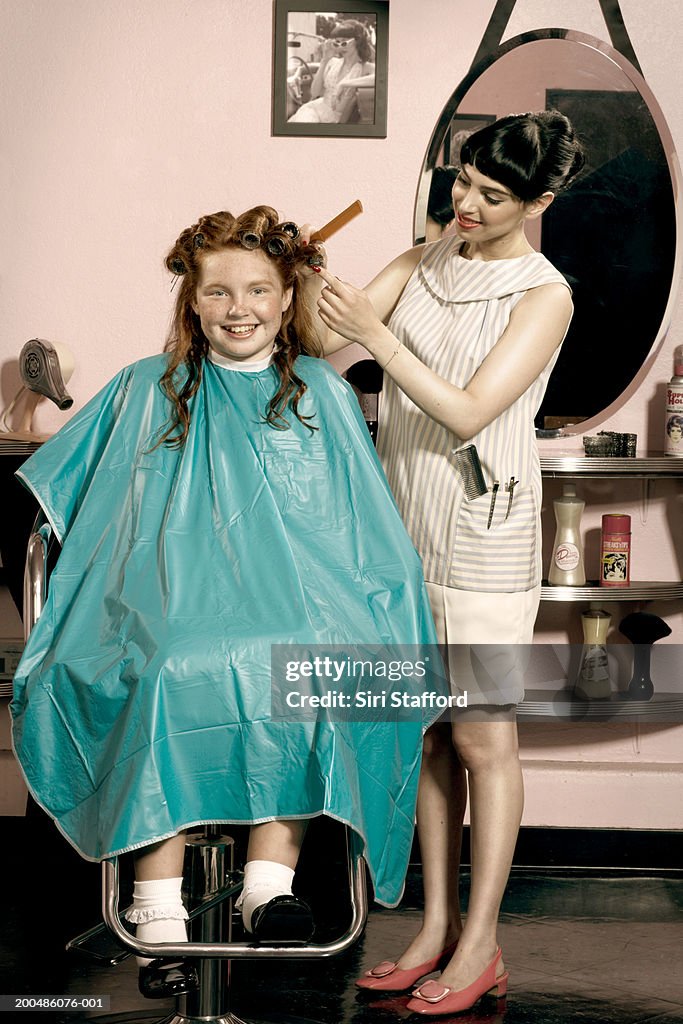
[414,29,680,431]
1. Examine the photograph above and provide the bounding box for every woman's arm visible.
[309,43,335,99]
[316,266,573,440]
[336,68,375,89]
[299,244,424,355]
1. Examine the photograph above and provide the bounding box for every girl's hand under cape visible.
[315,266,384,348]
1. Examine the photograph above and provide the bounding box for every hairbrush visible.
[311,200,363,242]
[451,444,488,500]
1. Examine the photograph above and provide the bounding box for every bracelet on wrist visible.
[382,340,401,370]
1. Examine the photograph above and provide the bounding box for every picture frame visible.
[272,0,389,138]
[442,113,496,167]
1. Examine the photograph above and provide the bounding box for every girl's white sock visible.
[235,859,295,933]
[124,876,188,967]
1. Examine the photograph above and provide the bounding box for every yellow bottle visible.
[574,609,612,700]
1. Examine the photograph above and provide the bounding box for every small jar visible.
[600,514,631,587]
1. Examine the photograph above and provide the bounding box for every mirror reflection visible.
[416,33,677,430]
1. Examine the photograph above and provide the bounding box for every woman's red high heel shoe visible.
[355,940,458,992]
[406,946,508,1015]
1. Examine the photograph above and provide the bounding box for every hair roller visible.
[306,251,325,268]
[241,231,261,250]
[278,221,300,240]
[265,234,287,256]
[169,257,187,275]
[193,233,205,249]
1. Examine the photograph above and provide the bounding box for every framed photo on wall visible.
[272,0,389,137]
[443,113,496,167]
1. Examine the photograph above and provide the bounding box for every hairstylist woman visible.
[305,111,584,1015]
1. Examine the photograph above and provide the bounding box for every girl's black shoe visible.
[138,958,199,999]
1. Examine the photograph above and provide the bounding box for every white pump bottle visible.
[548,482,586,586]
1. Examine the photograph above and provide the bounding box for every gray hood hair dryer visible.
[19,338,74,411]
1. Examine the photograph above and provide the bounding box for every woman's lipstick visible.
[456,212,480,230]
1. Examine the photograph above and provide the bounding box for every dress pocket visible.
[450,484,539,593]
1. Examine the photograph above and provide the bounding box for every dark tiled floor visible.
[1,821,682,1024]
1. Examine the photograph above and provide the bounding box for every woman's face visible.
[330,34,358,58]
[192,248,292,363]
[451,164,534,244]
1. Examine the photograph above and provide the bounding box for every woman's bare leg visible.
[384,722,466,968]
[435,718,523,989]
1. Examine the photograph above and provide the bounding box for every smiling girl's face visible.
[193,247,293,362]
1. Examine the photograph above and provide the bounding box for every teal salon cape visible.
[11,354,438,907]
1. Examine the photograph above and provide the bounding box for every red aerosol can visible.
[600,514,631,587]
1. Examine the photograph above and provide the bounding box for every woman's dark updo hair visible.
[329,20,373,63]
[459,110,585,202]
[428,165,459,225]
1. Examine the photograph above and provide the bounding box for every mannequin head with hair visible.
[158,206,322,447]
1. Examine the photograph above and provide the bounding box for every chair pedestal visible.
[176,831,233,1023]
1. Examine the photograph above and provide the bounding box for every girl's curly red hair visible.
[157,206,322,448]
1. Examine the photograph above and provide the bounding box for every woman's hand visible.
[295,223,327,282]
[316,267,385,349]
[298,223,325,252]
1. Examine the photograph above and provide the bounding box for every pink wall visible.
[1,0,682,827]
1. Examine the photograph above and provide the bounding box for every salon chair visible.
[23,511,368,1024]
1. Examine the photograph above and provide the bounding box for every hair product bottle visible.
[664,342,683,456]
[574,609,612,700]
[548,483,586,586]
[600,514,631,588]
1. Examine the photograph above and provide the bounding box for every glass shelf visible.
[540,453,683,478]
[0,440,41,456]
[540,456,683,603]
[541,581,683,602]
[519,689,683,721]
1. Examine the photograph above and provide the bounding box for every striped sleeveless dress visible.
[376,237,571,702]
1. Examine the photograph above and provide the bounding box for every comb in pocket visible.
[451,444,487,500]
